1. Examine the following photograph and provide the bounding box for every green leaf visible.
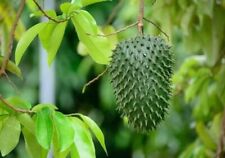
[60,2,81,14]
[81,0,110,7]
[70,144,79,158]
[78,114,107,154]
[30,10,57,18]
[7,96,31,110]
[72,10,112,65]
[35,108,53,149]
[196,121,216,150]
[15,22,47,65]
[17,113,35,134]
[38,22,66,63]
[0,57,22,78]
[39,21,67,65]
[23,128,48,158]
[32,103,58,112]
[53,112,74,152]
[0,116,21,156]
[71,117,95,158]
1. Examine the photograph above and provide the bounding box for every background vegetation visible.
[0,0,225,158]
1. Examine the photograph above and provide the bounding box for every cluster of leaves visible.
[0,97,107,158]
[146,0,225,157]
[0,0,113,157]
[15,0,113,66]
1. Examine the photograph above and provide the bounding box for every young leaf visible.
[32,103,58,113]
[53,112,74,152]
[0,116,21,156]
[71,117,95,158]
[35,108,53,149]
[15,22,47,65]
[81,0,110,7]
[0,57,22,78]
[78,114,107,154]
[72,10,112,65]
[60,2,81,14]
[22,128,48,158]
[39,21,67,65]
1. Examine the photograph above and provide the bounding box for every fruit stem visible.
[138,0,144,35]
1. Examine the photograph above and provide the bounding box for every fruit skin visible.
[108,35,174,132]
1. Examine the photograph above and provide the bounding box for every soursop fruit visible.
[108,35,174,132]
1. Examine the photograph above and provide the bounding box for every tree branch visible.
[32,0,67,23]
[138,0,144,35]
[0,0,25,76]
[82,68,108,93]
[143,17,169,41]
[0,95,33,114]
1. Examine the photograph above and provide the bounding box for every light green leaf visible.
[35,108,53,149]
[15,22,47,65]
[39,21,67,65]
[60,2,81,14]
[70,144,79,158]
[196,121,216,150]
[7,96,31,110]
[81,0,110,7]
[78,114,107,154]
[71,117,95,158]
[30,10,57,18]
[32,103,58,112]
[53,112,74,152]
[0,57,22,78]
[0,116,21,156]
[23,128,48,158]
[72,10,112,65]
[17,113,35,134]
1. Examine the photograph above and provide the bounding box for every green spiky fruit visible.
[108,35,174,132]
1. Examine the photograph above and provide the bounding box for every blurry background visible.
[0,0,225,158]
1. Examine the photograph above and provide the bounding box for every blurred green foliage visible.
[0,0,225,158]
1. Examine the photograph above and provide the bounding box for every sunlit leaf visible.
[35,108,53,149]
[39,21,67,65]
[0,116,21,156]
[78,114,107,154]
[72,10,112,65]
[71,117,95,158]
[81,0,111,7]
[23,128,48,158]
[15,22,47,65]
[32,103,57,112]
[53,112,74,152]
